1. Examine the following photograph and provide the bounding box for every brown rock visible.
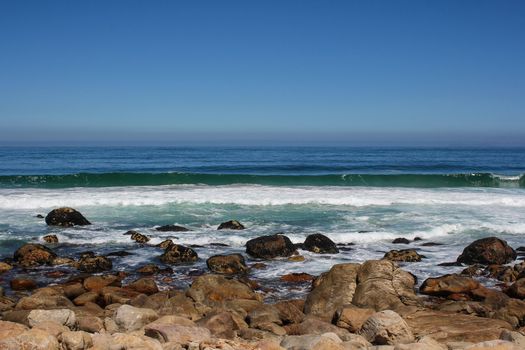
[383,249,423,262]
[77,255,112,273]
[101,286,141,305]
[156,239,174,249]
[186,274,259,306]
[42,235,58,244]
[0,328,59,349]
[77,315,104,333]
[73,292,100,306]
[287,255,305,262]
[457,237,516,265]
[303,233,339,254]
[419,274,480,297]
[125,230,150,243]
[280,272,315,283]
[83,275,121,291]
[359,310,414,345]
[126,278,159,295]
[284,315,351,341]
[335,305,375,333]
[217,220,245,230]
[0,320,28,339]
[10,277,37,291]
[45,207,91,227]
[16,289,74,310]
[246,234,296,259]
[206,254,248,274]
[507,278,525,299]
[145,324,211,344]
[159,244,198,264]
[0,261,13,274]
[13,243,57,267]
[197,311,246,338]
[156,224,190,232]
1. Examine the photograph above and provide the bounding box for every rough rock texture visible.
[383,249,423,262]
[506,278,525,299]
[157,239,174,249]
[419,274,480,297]
[217,220,245,230]
[145,324,211,345]
[303,234,339,254]
[392,238,411,244]
[359,310,414,345]
[27,309,76,328]
[45,207,91,227]
[77,255,112,272]
[334,305,375,333]
[42,235,58,244]
[206,254,248,274]
[280,332,344,350]
[246,234,296,259]
[304,263,360,321]
[0,328,59,350]
[126,230,150,243]
[186,274,259,305]
[113,305,159,331]
[58,330,93,350]
[13,243,57,267]
[10,278,37,291]
[0,261,13,274]
[352,260,420,311]
[159,244,198,264]
[457,237,516,265]
[156,224,190,232]
[284,316,350,341]
[83,275,120,291]
[280,273,315,283]
[126,278,159,295]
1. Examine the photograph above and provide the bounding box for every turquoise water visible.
[1,147,524,298]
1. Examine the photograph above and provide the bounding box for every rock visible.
[58,331,92,350]
[126,278,159,295]
[83,275,120,291]
[101,286,141,305]
[273,300,305,325]
[352,260,420,311]
[156,224,190,232]
[113,304,159,331]
[0,328,59,350]
[359,310,414,345]
[506,278,525,299]
[280,333,344,350]
[288,255,305,262]
[197,311,247,339]
[50,257,75,266]
[464,340,522,349]
[159,244,198,264]
[110,333,163,350]
[43,235,58,243]
[280,273,315,283]
[125,230,150,243]
[419,274,480,297]
[217,220,245,230]
[457,237,516,265]
[247,304,282,332]
[284,316,350,341]
[383,249,423,262]
[304,263,360,321]
[45,207,91,227]
[246,234,296,259]
[392,238,411,244]
[500,330,525,347]
[15,289,74,310]
[334,305,375,333]
[13,243,57,267]
[28,309,76,328]
[157,239,175,249]
[206,254,248,274]
[303,234,339,254]
[77,255,112,272]
[145,324,211,345]
[10,277,37,290]
[187,274,259,306]
[32,321,69,338]
[73,292,99,306]
[77,316,104,333]
[0,320,28,339]
[0,261,13,274]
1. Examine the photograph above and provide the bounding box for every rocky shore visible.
[1,207,525,349]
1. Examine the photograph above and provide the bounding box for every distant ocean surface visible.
[1,147,525,298]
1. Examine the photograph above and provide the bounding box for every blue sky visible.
[0,1,524,146]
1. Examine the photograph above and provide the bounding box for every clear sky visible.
[1,0,524,146]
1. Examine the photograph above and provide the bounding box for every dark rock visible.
[209,243,229,247]
[159,244,198,264]
[190,244,204,248]
[457,237,516,265]
[36,214,44,219]
[506,278,525,299]
[413,237,423,241]
[421,242,444,246]
[461,264,486,277]
[79,251,95,259]
[13,243,57,267]
[157,239,174,249]
[107,251,133,257]
[517,247,525,252]
[280,273,315,283]
[383,249,423,262]
[10,278,37,291]
[206,254,247,274]
[246,234,296,259]
[392,238,410,244]
[156,224,190,232]
[45,207,91,227]
[77,255,112,273]
[136,264,160,275]
[217,220,245,230]
[125,230,149,243]
[303,234,339,254]
[42,235,58,243]
[438,261,462,266]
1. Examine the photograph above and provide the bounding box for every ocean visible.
[1,146,524,299]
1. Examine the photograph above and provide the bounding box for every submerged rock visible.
[457,237,516,265]
[10,278,37,291]
[383,249,423,262]
[159,244,198,264]
[42,235,58,244]
[156,239,174,249]
[155,224,190,232]
[125,230,150,243]
[77,255,112,273]
[14,243,57,267]
[45,207,91,227]
[206,254,248,274]
[392,237,411,244]
[303,233,339,254]
[0,262,13,274]
[246,234,296,259]
[217,220,245,230]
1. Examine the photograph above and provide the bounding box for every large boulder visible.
[159,244,198,264]
[246,234,296,259]
[507,278,525,299]
[0,328,59,350]
[155,224,190,232]
[352,260,420,311]
[419,274,480,298]
[457,237,516,265]
[27,309,76,328]
[303,234,339,254]
[186,274,259,305]
[383,249,423,262]
[13,243,57,267]
[206,254,248,274]
[113,305,159,331]
[217,220,245,230]
[359,310,414,345]
[334,305,375,333]
[77,255,112,273]
[45,207,91,227]
[304,263,360,321]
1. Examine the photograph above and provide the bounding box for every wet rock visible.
[421,242,444,246]
[77,255,112,273]
[334,305,375,333]
[206,253,248,274]
[246,234,296,259]
[45,207,91,227]
[506,278,525,299]
[186,274,259,306]
[14,243,57,267]
[113,304,159,331]
[10,277,37,291]
[43,235,58,243]
[159,244,198,264]
[156,239,174,249]
[392,238,411,244]
[352,260,420,311]
[50,257,75,266]
[126,277,159,295]
[280,272,315,283]
[156,224,190,232]
[217,220,245,230]
[383,249,423,262]
[125,230,150,243]
[288,255,305,262]
[0,261,13,274]
[136,264,173,275]
[58,330,93,350]
[419,274,480,298]
[209,242,229,247]
[457,237,516,265]
[36,214,45,218]
[303,233,339,254]
[106,250,133,257]
[28,309,76,328]
[359,310,414,345]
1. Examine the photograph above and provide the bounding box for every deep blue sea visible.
[1,147,524,298]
